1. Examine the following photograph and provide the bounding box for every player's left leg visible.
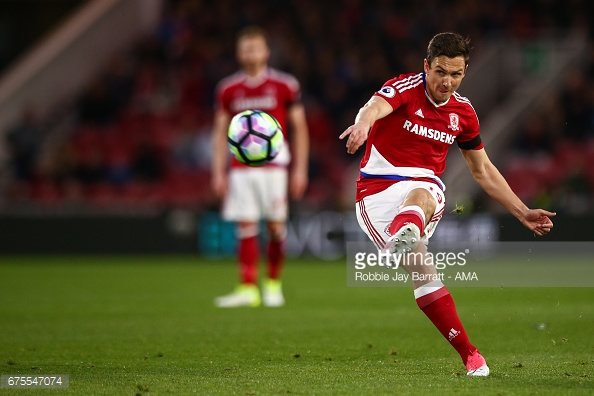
[390,185,488,376]
[263,221,286,307]
[403,243,489,376]
[259,167,288,307]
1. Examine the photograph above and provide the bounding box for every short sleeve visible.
[214,82,230,113]
[284,74,301,106]
[372,74,420,110]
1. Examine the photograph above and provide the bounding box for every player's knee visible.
[267,222,287,241]
[423,191,437,216]
[405,188,437,218]
[237,223,259,239]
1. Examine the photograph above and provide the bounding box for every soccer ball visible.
[227,110,284,166]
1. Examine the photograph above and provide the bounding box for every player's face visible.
[237,35,270,73]
[424,56,467,104]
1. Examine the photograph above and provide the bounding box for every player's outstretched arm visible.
[211,109,231,198]
[339,96,393,154]
[288,103,309,200]
[460,148,556,236]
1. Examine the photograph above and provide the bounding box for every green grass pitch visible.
[0,256,593,395]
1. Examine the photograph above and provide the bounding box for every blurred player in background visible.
[340,32,555,375]
[211,26,309,308]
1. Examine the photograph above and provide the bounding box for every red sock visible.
[415,281,477,364]
[238,235,259,284]
[389,205,426,236]
[267,239,285,280]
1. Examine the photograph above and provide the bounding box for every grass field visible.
[0,256,593,395]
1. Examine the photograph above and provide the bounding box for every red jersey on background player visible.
[211,26,309,308]
[340,32,555,376]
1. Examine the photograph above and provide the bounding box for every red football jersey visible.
[356,72,483,201]
[215,67,301,167]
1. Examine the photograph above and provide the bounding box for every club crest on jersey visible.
[378,86,396,98]
[448,113,459,131]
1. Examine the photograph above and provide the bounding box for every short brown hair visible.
[236,26,268,44]
[426,32,471,66]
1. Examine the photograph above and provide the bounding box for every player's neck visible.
[244,65,268,79]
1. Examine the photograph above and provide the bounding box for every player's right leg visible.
[213,221,262,308]
[356,182,488,375]
[262,221,286,307]
[214,169,262,308]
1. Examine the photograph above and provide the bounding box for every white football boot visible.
[214,284,261,308]
[262,278,285,307]
[386,223,421,260]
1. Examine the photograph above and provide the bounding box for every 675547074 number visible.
[1,375,69,388]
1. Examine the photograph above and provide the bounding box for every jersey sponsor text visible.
[403,120,457,144]
[231,96,278,112]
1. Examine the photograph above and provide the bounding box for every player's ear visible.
[423,59,429,73]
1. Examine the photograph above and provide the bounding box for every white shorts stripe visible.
[431,206,446,222]
[358,200,386,248]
